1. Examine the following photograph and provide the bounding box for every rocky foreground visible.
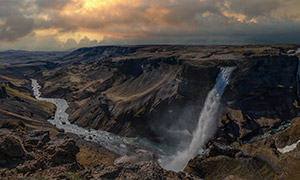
[1,45,300,179]
[0,121,197,180]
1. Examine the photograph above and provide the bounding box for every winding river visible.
[31,79,168,159]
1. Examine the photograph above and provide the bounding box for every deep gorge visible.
[1,45,300,179]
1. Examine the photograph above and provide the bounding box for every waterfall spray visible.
[161,67,235,171]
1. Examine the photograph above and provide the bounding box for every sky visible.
[0,0,300,51]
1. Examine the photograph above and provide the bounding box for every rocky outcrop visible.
[0,126,200,180]
[0,128,81,180]
[0,135,27,158]
[46,139,80,166]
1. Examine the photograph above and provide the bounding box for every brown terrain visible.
[1,45,300,179]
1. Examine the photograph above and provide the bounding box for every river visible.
[31,79,168,161]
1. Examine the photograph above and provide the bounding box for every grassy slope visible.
[0,75,58,136]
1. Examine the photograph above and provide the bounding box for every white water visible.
[161,67,235,171]
[295,48,300,55]
[278,139,300,154]
[31,79,150,156]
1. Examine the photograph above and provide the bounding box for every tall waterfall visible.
[161,67,235,171]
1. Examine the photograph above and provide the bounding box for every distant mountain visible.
[0,50,69,65]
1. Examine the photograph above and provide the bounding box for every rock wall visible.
[217,55,299,143]
[32,46,300,143]
[28,45,300,179]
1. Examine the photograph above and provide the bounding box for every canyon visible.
[1,45,300,179]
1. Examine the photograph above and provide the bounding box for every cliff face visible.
[31,45,300,179]
[34,46,234,139]
[34,46,299,140]
[218,55,299,143]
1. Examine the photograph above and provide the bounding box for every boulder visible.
[24,130,50,151]
[47,139,80,166]
[0,135,26,158]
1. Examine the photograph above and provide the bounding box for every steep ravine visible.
[162,67,235,171]
[31,79,175,165]
[32,45,300,179]
[32,79,129,155]
[32,66,236,173]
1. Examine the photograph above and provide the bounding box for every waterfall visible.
[161,67,235,171]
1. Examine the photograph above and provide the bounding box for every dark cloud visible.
[0,0,35,42]
[0,0,300,50]
[229,0,281,17]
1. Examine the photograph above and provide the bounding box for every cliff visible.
[25,44,300,179]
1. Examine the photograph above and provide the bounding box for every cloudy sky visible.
[0,0,300,51]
